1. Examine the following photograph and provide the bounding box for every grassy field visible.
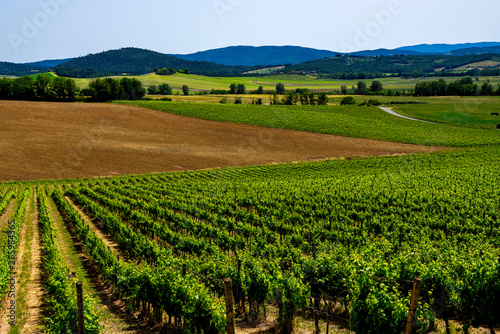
[322,95,500,129]
[119,101,500,148]
[384,96,500,129]
[154,94,500,130]
[69,72,500,92]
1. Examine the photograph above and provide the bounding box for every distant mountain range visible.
[172,42,500,66]
[171,46,337,66]
[394,42,500,54]
[1,42,499,78]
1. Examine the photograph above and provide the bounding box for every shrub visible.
[340,96,356,105]
[234,97,242,104]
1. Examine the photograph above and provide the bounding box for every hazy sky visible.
[1,0,499,63]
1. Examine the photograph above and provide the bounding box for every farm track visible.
[0,198,19,233]
[378,106,436,123]
[47,193,150,333]
[0,192,23,334]
[11,189,45,334]
[64,196,127,261]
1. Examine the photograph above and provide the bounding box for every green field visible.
[321,95,500,129]
[69,72,500,92]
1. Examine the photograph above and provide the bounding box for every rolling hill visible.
[53,47,255,78]
[0,62,46,77]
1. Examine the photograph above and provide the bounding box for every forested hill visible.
[284,54,500,77]
[172,46,338,66]
[0,62,45,77]
[54,47,256,78]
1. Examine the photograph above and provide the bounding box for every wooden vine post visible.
[404,277,421,334]
[224,278,235,334]
[76,281,85,334]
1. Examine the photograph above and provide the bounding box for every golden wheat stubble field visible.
[0,100,444,182]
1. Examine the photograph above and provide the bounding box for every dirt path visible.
[0,194,21,334]
[378,106,436,123]
[64,196,127,260]
[0,198,19,233]
[0,101,444,182]
[46,192,148,333]
[4,188,46,334]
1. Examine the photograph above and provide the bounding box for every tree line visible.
[0,75,79,101]
[0,75,146,102]
[414,77,500,96]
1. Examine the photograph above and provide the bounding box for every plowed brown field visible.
[0,101,445,182]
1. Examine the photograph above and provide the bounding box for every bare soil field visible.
[0,101,445,182]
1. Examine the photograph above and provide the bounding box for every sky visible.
[1,0,499,63]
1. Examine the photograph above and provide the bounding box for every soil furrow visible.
[16,188,45,334]
[64,196,127,261]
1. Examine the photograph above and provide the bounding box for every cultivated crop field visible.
[0,97,499,333]
[70,72,500,93]
[0,100,440,182]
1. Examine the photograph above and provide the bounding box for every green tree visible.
[282,92,298,105]
[270,93,280,105]
[276,83,286,95]
[184,68,190,74]
[147,85,158,95]
[340,96,356,105]
[34,74,53,100]
[237,84,246,94]
[340,85,348,95]
[0,78,13,99]
[158,83,172,95]
[12,76,35,100]
[480,81,494,96]
[299,92,309,105]
[317,92,328,105]
[182,85,190,96]
[63,77,79,101]
[256,86,264,94]
[356,81,367,95]
[370,80,383,92]
[229,84,237,94]
[51,77,79,101]
[120,78,145,100]
[88,78,120,102]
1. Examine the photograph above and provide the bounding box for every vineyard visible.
[0,145,499,333]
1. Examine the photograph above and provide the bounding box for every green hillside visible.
[54,47,256,78]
